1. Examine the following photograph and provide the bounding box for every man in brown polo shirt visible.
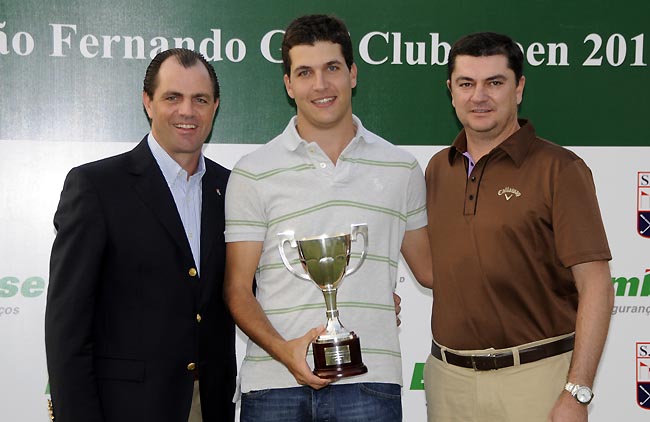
[424,32,614,422]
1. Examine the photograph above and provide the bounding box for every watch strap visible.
[564,382,594,404]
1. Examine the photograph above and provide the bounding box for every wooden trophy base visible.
[312,332,368,379]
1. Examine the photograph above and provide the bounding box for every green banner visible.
[1,0,648,145]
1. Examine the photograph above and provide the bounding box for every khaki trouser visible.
[424,336,573,422]
[188,381,202,422]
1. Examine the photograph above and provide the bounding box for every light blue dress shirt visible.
[147,134,205,274]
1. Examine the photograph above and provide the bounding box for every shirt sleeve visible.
[552,159,612,267]
[224,160,268,243]
[46,166,106,421]
[405,158,428,231]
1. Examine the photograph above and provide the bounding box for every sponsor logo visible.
[611,269,650,317]
[497,186,521,201]
[0,276,47,318]
[0,276,46,298]
[638,172,650,238]
[611,269,650,297]
[637,343,650,409]
[410,363,425,390]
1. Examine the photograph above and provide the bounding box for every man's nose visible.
[470,85,488,102]
[313,71,327,90]
[179,98,194,115]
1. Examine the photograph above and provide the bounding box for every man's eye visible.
[328,65,339,71]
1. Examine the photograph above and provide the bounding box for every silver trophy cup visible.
[278,223,369,379]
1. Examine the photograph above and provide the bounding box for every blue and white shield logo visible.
[638,342,650,410]
[638,172,650,238]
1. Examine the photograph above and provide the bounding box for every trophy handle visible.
[345,223,368,277]
[277,231,312,281]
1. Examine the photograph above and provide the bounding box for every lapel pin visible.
[216,188,222,196]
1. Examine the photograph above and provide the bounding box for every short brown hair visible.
[143,48,220,100]
[281,14,354,77]
[448,32,524,84]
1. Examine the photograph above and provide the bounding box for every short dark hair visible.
[143,48,220,101]
[448,32,523,84]
[281,14,354,77]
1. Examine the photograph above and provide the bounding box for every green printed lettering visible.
[642,273,650,296]
[612,276,639,296]
[0,277,20,298]
[21,276,45,298]
[410,362,425,390]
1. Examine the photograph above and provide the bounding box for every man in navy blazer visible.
[45,48,235,422]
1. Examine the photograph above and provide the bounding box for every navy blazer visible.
[45,138,236,422]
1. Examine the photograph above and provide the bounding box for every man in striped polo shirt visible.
[224,14,432,422]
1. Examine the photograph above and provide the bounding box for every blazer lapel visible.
[200,174,219,270]
[129,139,194,263]
[199,161,227,306]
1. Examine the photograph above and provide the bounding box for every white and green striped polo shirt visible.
[225,115,427,394]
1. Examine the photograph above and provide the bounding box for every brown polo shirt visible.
[425,120,611,350]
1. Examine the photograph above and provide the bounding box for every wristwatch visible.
[564,382,594,405]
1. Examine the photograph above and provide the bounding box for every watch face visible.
[576,387,593,404]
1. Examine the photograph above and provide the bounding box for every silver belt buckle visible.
[471,353,496,371]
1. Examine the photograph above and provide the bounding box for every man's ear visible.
[142,91,153,119]
[283,74,295,99]
[350,63,358,89]
[516,75,526,105]
[447,80,455,108]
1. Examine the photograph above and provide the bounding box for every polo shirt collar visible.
[448,119,535,167]
[280,114,376,152]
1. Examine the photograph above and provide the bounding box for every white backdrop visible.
[0,140,649,420]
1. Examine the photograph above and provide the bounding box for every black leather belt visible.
[431,335,574,371]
